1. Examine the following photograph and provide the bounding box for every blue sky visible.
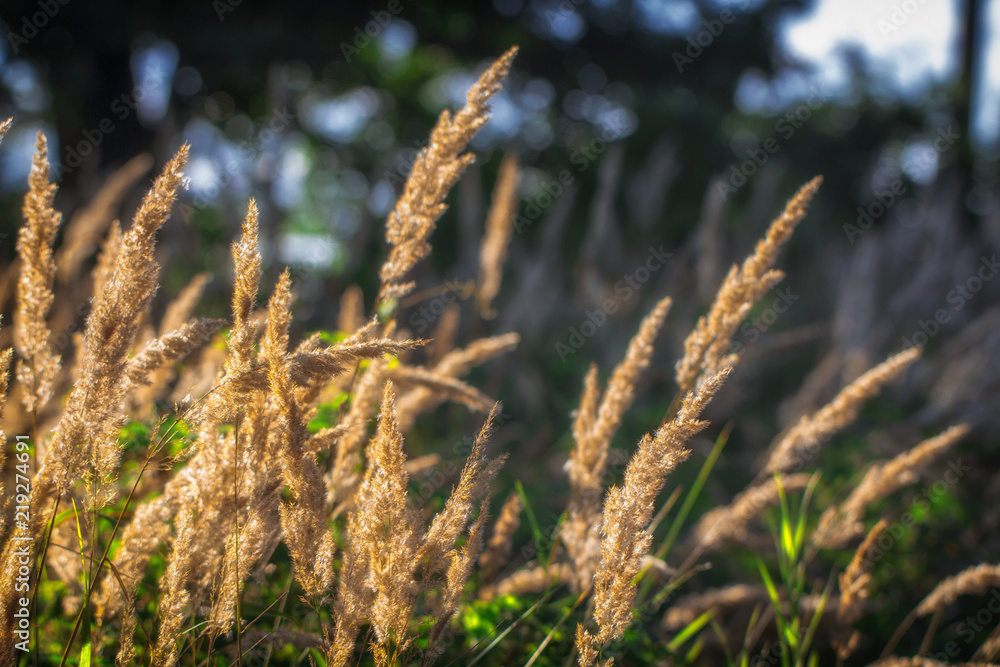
[777,0,998,146]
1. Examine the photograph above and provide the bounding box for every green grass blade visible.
[668,608,715,652]
[661,423,733,557]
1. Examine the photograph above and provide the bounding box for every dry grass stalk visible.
[813,424,968,549]
[689,473,813,553]
[264,270,337,599]
[662,584,770,629]
[563,297,671,591]
[834,518,888,661]
[329,357,387,505]
[387,364,494,414]
[92,219,122,302]
[579,368,729,659]
[760,346,921,479]
[341,383,423,662]
[378,47,517,302]
[116,598,138,667]
[866,658,998,666]
[419,402,506,572]
[481,563,576,601]
[125,318,226,387]
[395,332,519,432]
[39,144,189,501]
[429,302,461,365]
[56,153,154,282]
[974,622,1000,661]
[210,506,280,635]
[423,498,490,665]
[916,562,1000,617]
[0,343,12,525]
[15,132,62,417]
[337,284,366,334]
[674,177,822,395]
[160,272,212,334]
[228,199,262,373]
[0,148,190,651]
[479,491,523,583]
[152,509,196,667]
[477,153,520,318]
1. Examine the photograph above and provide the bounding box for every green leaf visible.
[755,557,781,610]
[79,642,92,667]
[668,608,715,652]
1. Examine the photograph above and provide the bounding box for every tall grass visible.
[0,49,991,667]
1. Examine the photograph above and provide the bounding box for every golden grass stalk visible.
[210,504,280,635]
[833,518,888,661]
[813,424,968,549]
[263,269,337,599]
[974,622,1000,661]
[479,491,523,583]
[125,318,226,387]
[56,153,153,282]
[563,297,671,591]
[15,132,62,416]
[228,199,262,372]
[395,332,519,432]
[0,341,12,482]
[160,272,212,334]
[482,563,576,601]
[329,357,387,505]
[674,177,821,395]
[92,219,122,300]
[866,658,997,666]
[387,364,495,414]
[116,598,138,667]
[477,153,520,319]
[688,472,813,553]
[580,368,729,656]
[423,498,491,665]
[152,509,195,667]
[337,283,366,334]
[916,562,1000,617]
[0,148,191,648]
[760,346,921,479]
[34,144,189,502]
[662,584,770,630]
[418,402,506,572]
[332,383,423,663]
[129,273,215,414]
[429,302,461,365]
[378,47,517,302]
